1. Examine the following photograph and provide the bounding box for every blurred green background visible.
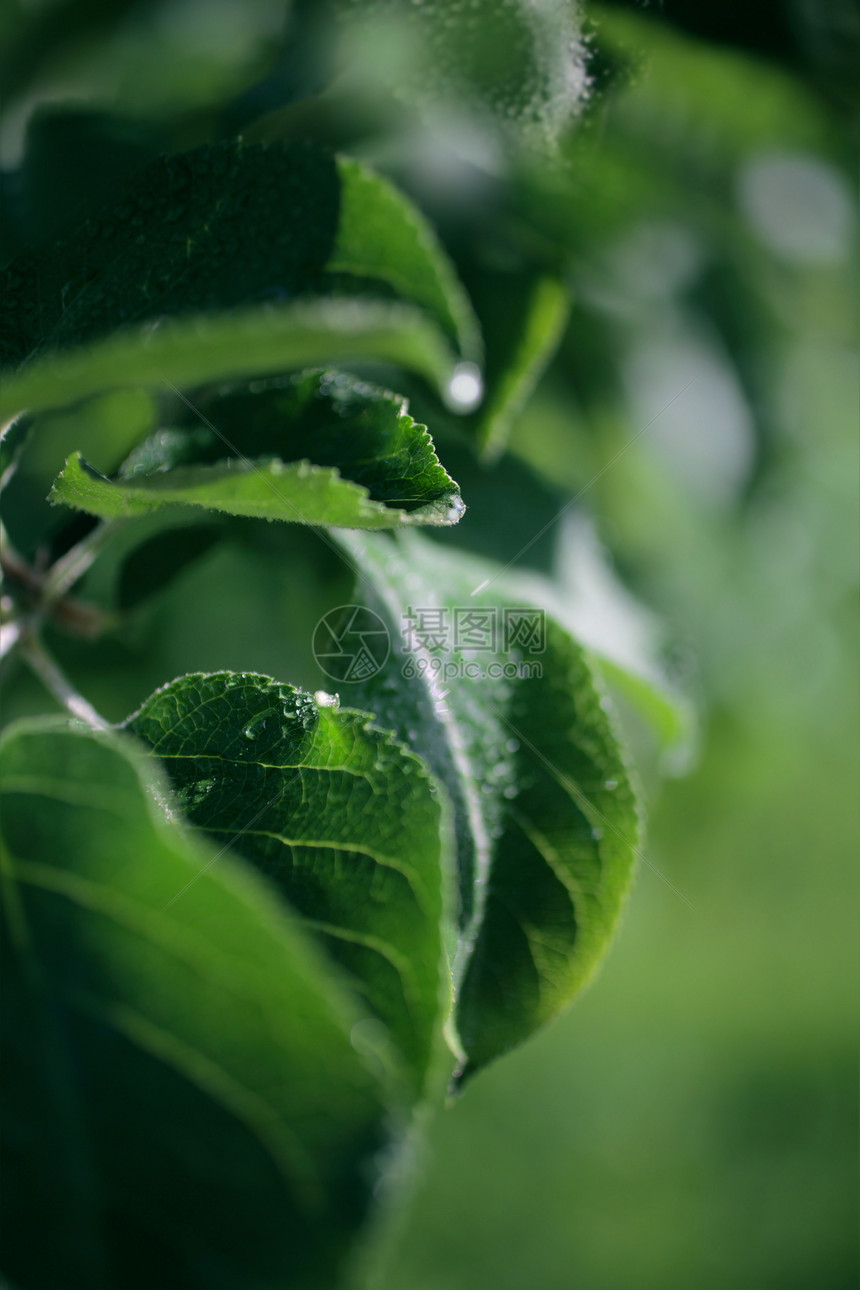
[2,1,856,1286]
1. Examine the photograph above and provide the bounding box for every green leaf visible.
[0,139,479,417]
[337,531,640,1086]
[0,719,397,1290]
[332,157,482,362]
[124,673,450,1093]
[0,296,456,424]
[50,370,464,529]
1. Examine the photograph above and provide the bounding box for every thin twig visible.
[19,633,109,730]
[0,411,28,491]
[41,519,125,608]
[0,527,115,639]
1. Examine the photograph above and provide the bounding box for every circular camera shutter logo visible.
[313,605,390,683]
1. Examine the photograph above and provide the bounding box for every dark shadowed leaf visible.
[0,719,397,1290]
[0,141,340,369]
[0,108,164,260]
[0,139,479,421]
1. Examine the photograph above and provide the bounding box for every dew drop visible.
[442,495,466,524]
[445,362,483,412]
[605,779,618,791]
[313,690,340,709]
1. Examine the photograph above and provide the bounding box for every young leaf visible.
[50,370,464,529]
[337,531,640,1086]
[0,720,396,1290]
[124,673,450,1093]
